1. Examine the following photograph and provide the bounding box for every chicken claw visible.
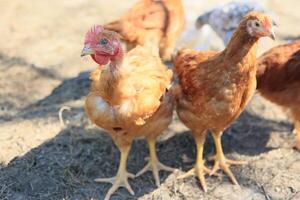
[178,160,211,192]
[95,172,135,200]
[136,139,174,186]
[177,134,210,192]
[209,132,247,185]
[95,146,135,200]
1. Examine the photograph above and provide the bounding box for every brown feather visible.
[85,45,174,148]
[173,12,263,132]
[257,40,300,121]
[257,40,300,91]
[103,0,185,60]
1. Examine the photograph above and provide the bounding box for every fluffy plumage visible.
[82,26,174,200]
[87,46,173,128]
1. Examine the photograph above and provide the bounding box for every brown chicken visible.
[173,12,275,191]
[104,0,185,61]
[81,26,174,200]
[257,40,300,150]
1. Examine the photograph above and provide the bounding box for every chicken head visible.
[81,25,123,65]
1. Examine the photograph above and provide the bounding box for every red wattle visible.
[91,54,110,65]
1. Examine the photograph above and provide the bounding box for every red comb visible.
[263,17,271,29]
[85,25,104,43]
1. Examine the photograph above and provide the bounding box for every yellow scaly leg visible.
[178,133,211,192]
[209,131,247,185]
[136,139,174,187]
[95,145,135,200]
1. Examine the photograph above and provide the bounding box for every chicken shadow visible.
[0,52,59,80]
[211,110,292,156]
[0,125,184,200]
[168,111,293,172]
[0,109,293,200]
[4,71,91,122]
[0,52,62,122]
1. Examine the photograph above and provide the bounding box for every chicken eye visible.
[100,38,108,45]
[254,22,260,27]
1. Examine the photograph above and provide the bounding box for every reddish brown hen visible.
[104,0,185,61]
[173,12,275,191]
[81,26,174,200]
[257,40,300,150]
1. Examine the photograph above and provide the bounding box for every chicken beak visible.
[268,28,276,40]
[81,46,95,57]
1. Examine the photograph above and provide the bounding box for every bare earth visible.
[0,0,300,199]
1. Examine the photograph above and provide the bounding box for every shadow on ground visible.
[0,71,90,123]
[33,71,90,107]
[0,126,176,200]
[0,52,60,80]
[221,111,292,156]
[0,52,62,122]
[0,109,293,199]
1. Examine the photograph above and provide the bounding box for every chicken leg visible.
[294,121,300,151]
[136,139,174,186]
[178,132,211,192]
[209,131,247,185]
[95,146,135,200]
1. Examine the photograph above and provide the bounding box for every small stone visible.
[289,186,296,193]
[181,154,193,163]
[275,186,281,192]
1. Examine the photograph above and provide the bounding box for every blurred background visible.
[1,0,299,78]
[0,0,300,199]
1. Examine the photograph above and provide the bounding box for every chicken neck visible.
[109,44,125,71]
[224,28,259,64]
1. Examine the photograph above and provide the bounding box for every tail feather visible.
[195,11,211,29]
[172,48,193,77]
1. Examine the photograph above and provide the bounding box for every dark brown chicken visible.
[257,40,300,150]
[104,0,185,61]
[173,12,275,191]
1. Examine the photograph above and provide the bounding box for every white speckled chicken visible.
[195,1,268,45]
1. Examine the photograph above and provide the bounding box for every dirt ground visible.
[0,0,300,199]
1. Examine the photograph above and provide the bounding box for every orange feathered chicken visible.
[104,0,185,61]
[81,26,174,200]
[173,12,275,191]
[257,40,300,150]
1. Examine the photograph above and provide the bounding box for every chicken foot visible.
[95,146,135,200]
[209,131,247,185]
[136,139,174,186]
[178,133,211,192]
